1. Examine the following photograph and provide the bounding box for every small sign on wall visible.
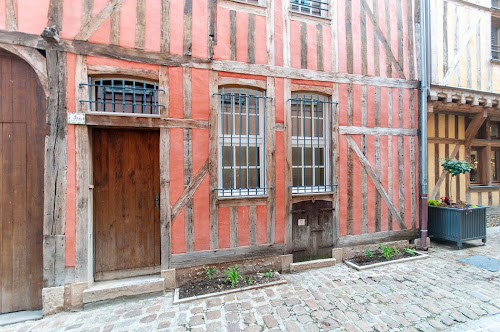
[298,218,306,226]
[68,113,86,125]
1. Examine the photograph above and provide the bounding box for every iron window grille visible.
[290,93,336,194]
[493,0,500,9]
[493,26,500,60]
[231,0,262,5]
[80,78,164,115]
[290,0,329,17]
[215,88,271,197]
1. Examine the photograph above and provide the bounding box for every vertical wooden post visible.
[159,66,171,270]
[284,78,293,253]
[266,77,276,244]
[331,83,340,245]
[208,71,219,249]
[74,55,91,283]
[43,49,68,287]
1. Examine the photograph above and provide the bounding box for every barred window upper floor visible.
[290,0,329,18]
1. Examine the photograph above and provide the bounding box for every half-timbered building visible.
[0,0,421,314]
[427,0,500,213]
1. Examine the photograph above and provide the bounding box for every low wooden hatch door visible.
[93,129,160,280]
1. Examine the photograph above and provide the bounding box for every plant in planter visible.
[428,159,487,249]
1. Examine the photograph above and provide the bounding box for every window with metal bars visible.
[216,88,268,197]
[80,78,164,115]
[290,0,329,17]
[231,0,262,5]
[291,93,335,194]
[492,25,500,60]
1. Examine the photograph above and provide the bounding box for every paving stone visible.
[140,314,157,324]
[189,315,205,326]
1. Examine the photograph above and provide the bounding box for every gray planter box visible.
[428,205,487,249]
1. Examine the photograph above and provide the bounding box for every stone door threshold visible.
[0,310,42,327]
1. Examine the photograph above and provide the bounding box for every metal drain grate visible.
[458,255,500,272]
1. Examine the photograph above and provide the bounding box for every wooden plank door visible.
[93,129,160,279]
[0,51,46,313]
[291,200,334,262]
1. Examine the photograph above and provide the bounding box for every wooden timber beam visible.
[75,0,126,41]
[429,110,487,200]
[84,114,209,129]
[0,30,419,89]
[345,135,407,230]
[171,159,209,221]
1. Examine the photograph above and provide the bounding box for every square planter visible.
[428,205,487,250]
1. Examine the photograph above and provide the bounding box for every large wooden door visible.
[0,51,46,313]
[93,129,160,279]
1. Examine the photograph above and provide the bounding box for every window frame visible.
[290,0,329,18]
[83,76,163,117]
[290,92,334,194]
[217,86,268,197]
[492,18,500,61]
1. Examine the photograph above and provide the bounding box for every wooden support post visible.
[208,71,219,249]
[266,77,276,244]
[284,78,293,254]
[160,128,171,270]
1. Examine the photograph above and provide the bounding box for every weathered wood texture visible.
[92,129,160,276]
[0,51,46,313]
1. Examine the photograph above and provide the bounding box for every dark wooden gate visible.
[292,200,334,262]
[0,51,46,313]
[93,129,160,280]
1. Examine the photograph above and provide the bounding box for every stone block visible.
[70,282,89,311]
[414,237,431,249]
[42,286,65,316]
[280,254,293,273]
[161,269,176,290]
[290,258,336,273]
[332,248,343,263]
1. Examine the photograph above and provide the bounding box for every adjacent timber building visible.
[427,1,500,209]
[0,0,420,313]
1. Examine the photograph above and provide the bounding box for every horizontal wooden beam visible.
[291,83,333,95]
[84,114,209,129]
[171,243,284,268]
[337,229,420,247]
[340,126,418,136]
[87,64,159,81]
[0,29,420,89]
[218,76,267,90]
[427,137,465,145]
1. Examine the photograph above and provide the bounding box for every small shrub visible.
[404,248,416,255]
[440,158,472,177]
[225,265,242,288]
[378,244,397,260]
[427,199,439,206]
[263,269,274,279]
[365,249,374,258]
[205,266,216,280]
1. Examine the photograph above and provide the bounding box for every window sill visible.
[469,184,500,191]
[85,111,161,118]
[289,10,332,24]
[491,59,500,65]
[217,194,268,207]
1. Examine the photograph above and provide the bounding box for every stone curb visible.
[344,252,430,271]
[173,279,287,304]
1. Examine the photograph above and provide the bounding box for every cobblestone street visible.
[4,228,500,332]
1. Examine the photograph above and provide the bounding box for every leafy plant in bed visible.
[178,265,282,299]
[347,244,422,267]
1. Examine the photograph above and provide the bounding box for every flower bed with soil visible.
[345,247,429,271]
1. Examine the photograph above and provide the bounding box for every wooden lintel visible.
[171,159,210,221]
[87,64,159,81]
[217,196,268,207]
[84,114,209,129]
[218,76,267,90]
[171,243,284,269]
[340,126,418,136]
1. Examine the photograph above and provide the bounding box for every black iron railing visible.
[290,0,329,17]
[80,78,164,115]
[493,44,500,60]
[290,94,337,194]
[214,88,272,197]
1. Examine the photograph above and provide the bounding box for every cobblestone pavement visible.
[4,228,500,332]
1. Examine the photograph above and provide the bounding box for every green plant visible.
[378,244,397,260]
[205,266,216,280]
[365,249,374,258]
[404,248,416,255]
[263,269,274,278]
[440,158,472,177]
[248,276,253,285]
[225,264,242,288]
[427,199,439,206]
